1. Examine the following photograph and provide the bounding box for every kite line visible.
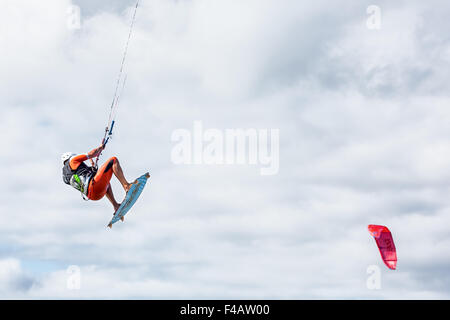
[95,0,140,169]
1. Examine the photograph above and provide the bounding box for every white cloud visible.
[0,259,36,297]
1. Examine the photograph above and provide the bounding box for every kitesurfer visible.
[61,146,132,216]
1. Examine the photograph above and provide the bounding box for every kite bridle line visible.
[94,0,140,169]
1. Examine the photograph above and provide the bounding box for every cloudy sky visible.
[1,0,450,299]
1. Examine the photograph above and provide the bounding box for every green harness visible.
[73,174,85,194]
[72,171,95,201]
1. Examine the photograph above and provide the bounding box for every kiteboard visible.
[107,172,150,228]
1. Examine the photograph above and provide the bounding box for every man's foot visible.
[121,216,125,222]
[124,182,133,193]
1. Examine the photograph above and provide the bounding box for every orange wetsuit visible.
[69,155,118,201]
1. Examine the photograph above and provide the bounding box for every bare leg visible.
[112,158,132,192]
[105,184,125,222]
[105,184,120,212]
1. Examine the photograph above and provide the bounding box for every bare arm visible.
[69,146,104,170]
[87,145,105,160]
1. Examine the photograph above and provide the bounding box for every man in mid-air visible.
[61,145,132,217]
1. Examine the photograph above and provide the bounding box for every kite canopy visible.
[368,225,397,270]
